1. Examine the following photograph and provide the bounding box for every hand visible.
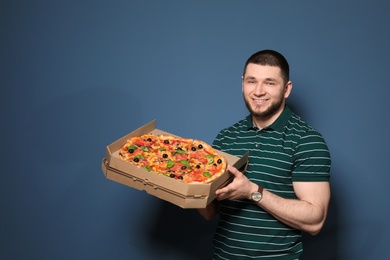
[215,164,257,201]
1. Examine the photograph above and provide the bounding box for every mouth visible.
[252,98,269,104]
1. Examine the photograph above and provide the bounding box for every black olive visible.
[164,140,169,144]
[128,149,134,154]
[213,163,217,167]
[198,144,203,149]
[163,154,168,158]
[181,166,187,170]
[147,138,152,142]
[217,159,222,164]
[178,176,183,180]
[191,147,196,151]
[169,174,175,178]
[196,165,200,169]
[133,158,139,162]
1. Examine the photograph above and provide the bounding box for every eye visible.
[266,81,275,86]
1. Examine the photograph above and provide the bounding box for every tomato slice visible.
[135,139,145,146]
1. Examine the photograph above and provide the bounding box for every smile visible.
[253,98,268,103]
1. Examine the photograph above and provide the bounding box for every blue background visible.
[2,1,390,259]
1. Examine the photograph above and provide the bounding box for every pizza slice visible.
[188,140,227,183]
[119,134,159,171]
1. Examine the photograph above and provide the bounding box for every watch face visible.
[251,191,262,202]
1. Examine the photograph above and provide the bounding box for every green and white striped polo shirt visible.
[211,105,331,259]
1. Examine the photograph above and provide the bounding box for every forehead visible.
[244,63,283,80]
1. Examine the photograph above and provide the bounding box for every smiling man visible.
[198,50,331,259]
[242,62,292,129]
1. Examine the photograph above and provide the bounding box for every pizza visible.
[118,133,227,183]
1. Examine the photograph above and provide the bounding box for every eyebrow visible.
[265,77,277,82]
[243,76,277,82]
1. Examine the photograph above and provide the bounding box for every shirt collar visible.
[246,105,292,131]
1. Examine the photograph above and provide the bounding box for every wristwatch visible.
[251,185,264,202]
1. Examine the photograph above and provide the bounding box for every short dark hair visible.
[243,50,290,84]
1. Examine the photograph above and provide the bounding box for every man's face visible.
[242,63,292,127]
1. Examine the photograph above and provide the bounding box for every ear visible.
[284,81,292,98]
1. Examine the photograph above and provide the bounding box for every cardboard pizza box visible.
[102,120,248,209]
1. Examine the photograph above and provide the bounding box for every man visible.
[198,50,331,259]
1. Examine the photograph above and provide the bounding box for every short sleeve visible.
[292,130,331,182]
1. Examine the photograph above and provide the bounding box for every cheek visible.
[242,85,251,95]
[270,88,285,98]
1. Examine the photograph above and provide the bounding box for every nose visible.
[253,83,265,96]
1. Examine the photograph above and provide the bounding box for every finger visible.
[228,164,241,176]
[216,191,235,201]
[215,186,229,195]
[216,193,226,201]
[216,191,233,201]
